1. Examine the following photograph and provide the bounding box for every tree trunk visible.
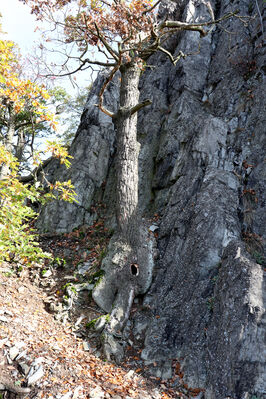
[15,129,25,164]
[115,62,141,244]
[0,108,15,179]
[92,62,156,362]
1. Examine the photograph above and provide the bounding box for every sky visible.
[1,0,92,147]
[0,0,90,94]
[1,0,40,53]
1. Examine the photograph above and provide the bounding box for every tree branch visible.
[159,20,207,37]
[82,59,117,67]
[157,10,240,37]
[0,118,7,127]
[96,63,121,119]
[203,0,215,22]
[96,104,115,118]
[15,121,33,130]
[94,22,119,61]
[130,99,152,115]
[45,58,116,78]
[0,378,31,395]
[142,0,162,15]
[19,156,53,183]
[157,46,186,65]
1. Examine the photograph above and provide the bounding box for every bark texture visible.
[0,109,15,179]
[115,63,141,242]
[37,0,265,397]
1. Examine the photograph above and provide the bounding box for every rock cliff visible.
[37,1,265,398]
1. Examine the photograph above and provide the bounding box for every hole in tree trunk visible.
[130,263,139,276]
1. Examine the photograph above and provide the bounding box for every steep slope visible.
[37,1,265,398]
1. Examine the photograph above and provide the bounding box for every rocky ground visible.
[0,220,199,399]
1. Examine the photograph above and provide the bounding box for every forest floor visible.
[0,220,189,399]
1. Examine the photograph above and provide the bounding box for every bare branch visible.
[29,113,35,156]
[99,0,111,6]
[142,0,162,16]
[159,20,207,37]
[130,99,152,115]
[15,121,35,130]
[45,58,116,78]
[158,10,240,37]
[157,46,187,65]
[82,59,117,67]
[0,118,7,127]
[19,156,53,183]
[96,62,121,119]
[94,22,119,61]
[202,0,215,22]
[95,103,115,118]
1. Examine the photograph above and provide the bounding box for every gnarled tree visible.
[20,0,244,361]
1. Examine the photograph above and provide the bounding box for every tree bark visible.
[115,62,141,245]
[92,62,157,363]
[15,129,25,164]
[0,107,16,179]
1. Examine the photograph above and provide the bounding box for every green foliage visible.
[63,282,77,294]
[0,147,49,264]
[207,297,215,312]
[98,248,107,262]
[0,144,77,265]
[52,256,66,268]
[55,87,90,145]
[88,269,105,285]
[86,317,98,329]
[0,30,58,169]
[86,314,109,329]
[0,24,78,267]
[252,251,266,267]
[49,86,71,106]
[45,86,89,146]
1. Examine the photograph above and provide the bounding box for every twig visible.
[157,46,187,65]
[0,378,31,395]
[142,0,162,16]
[94,22,119,61]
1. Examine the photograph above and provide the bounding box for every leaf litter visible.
[0,216,190,399]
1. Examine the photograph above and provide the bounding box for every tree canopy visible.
[20,0,237,116]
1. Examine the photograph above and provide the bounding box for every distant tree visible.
[49,86,89,145]
[0,29,58,176]
[0,21,77,265]
[0,141,76,265]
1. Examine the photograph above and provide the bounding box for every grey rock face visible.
[206,241,265,399]
[37,0,265,397]
[37,72,119,233]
